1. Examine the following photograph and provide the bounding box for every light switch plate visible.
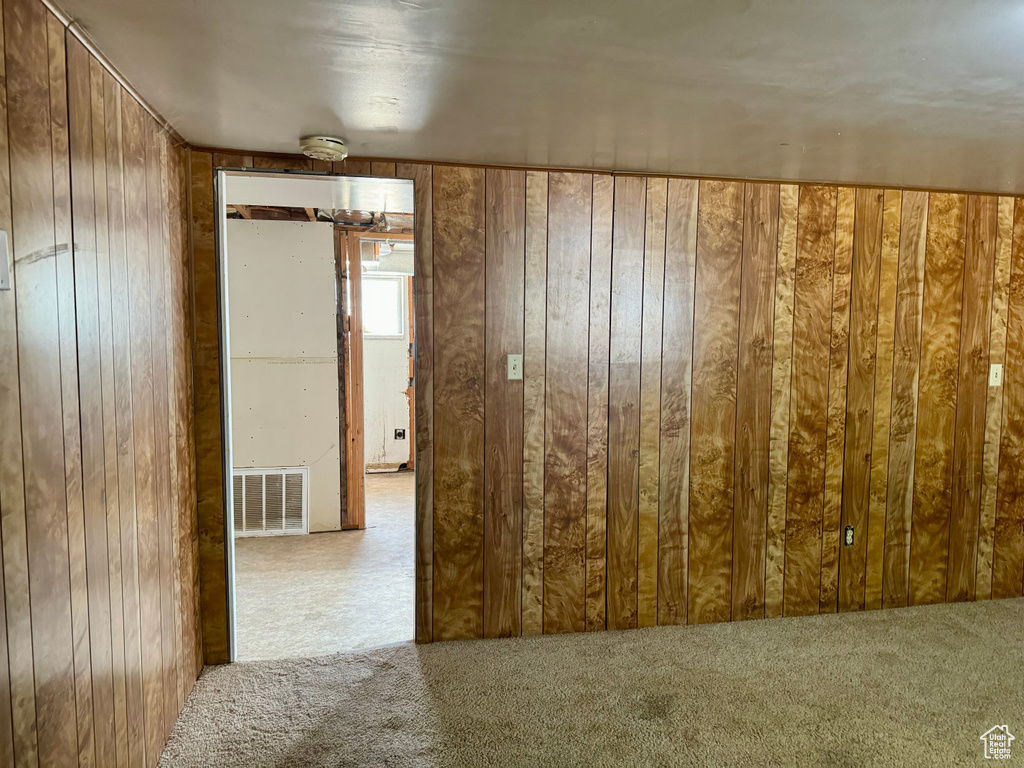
[990,363,1003,387]
[0,231,9,290]
[507,354,523,381]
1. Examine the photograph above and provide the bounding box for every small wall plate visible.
[507,353,523,380]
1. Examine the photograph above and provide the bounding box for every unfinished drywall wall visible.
[363,274,412,469]
[226,219,342,533]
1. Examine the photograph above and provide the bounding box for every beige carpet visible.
[160,598,1024,767]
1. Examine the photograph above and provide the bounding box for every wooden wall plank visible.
[144,115,179,739]
[6,0,80,763]
[607,175,646,630]
[732,182,779,621]
[67,34,116,768]
[105,74,148,768]
[0,0,40,762]
[432,165,486,640]
[522,171,547,636]
[838,188,883,613]
[397,163,434,642]
[657,179,699,626]
[183,144,203,684]
[178,139,202,692]
[882,190,928,608]
[171,139,194,704]
[992,199,1024,599]
[123,93,166,764]
[688,179,744,624]
[252,155,310,171]
[111,81,150,768]
[161,134,186,712]
[0,5,19,760]
[334,159,372,175]
[543,172,592,634]
[784,185,837,617]
[864,190,902,610]
[819,187,853,614]
[179,139,203,684]
[211,152,252,169]
[637,177,667,628]
[947,195,997,602]
[189,148,228,665]
[585,175,613,631]
[977,197,1015,601]
[764,184,798,619]
[909,193,967,605]
[483,168,525,638]
[47,17,96,765]
[88,61,131,766]
[371,161,397,177]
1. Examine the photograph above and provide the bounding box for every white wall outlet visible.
[507,353,523,381]
[990,363,1003,387]
[0,231,9,291]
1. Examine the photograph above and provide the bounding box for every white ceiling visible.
[61,0,1024,193]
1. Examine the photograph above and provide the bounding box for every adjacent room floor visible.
[161,598,1024,767]
[233,471,414,660]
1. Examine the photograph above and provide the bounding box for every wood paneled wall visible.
[0,0,201,764]
[189,148,1024,651]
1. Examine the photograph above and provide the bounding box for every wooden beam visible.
[343,232,366,530]
[338,228,414,239]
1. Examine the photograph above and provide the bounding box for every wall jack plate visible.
[843,526,855,547]
[0,231,9,290]
[990,363,1003,387]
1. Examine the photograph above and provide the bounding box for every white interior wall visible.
[363,298,412,468]
[226,219,342,532]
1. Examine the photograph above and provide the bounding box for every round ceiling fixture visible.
[299,135,348,162]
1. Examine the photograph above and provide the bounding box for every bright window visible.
[362,275,404,338]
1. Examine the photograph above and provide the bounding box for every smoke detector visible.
[299,136,348,162]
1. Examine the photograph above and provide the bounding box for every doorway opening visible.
[216,169,416,661]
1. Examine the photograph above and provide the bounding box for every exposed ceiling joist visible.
[226,204,414,234]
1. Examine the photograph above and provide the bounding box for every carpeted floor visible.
[160,598,1024,767]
